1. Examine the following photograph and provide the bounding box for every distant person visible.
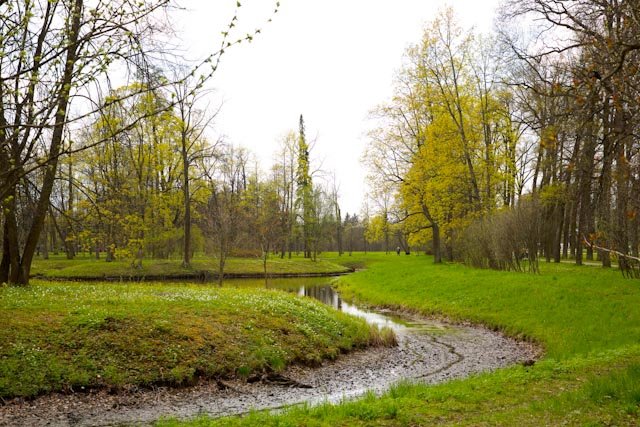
[396,246,401,255]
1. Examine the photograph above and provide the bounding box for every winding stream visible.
[0,278,537,427]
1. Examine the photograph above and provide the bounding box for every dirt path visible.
[0,316,538,426]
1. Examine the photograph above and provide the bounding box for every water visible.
[1,277,535,426]
[295,283,418,331]
[224,277,451,334]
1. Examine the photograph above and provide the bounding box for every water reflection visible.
[295,283,404,330]
[226,278,408,331]
[340,301,407,331]
[297,285,341,309]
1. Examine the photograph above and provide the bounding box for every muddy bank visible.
[0,315,538,427]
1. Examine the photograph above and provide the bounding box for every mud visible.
[0,313,538,427]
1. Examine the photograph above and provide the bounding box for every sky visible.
[175,0,501,215]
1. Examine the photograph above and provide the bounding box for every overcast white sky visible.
[175,0,501,214]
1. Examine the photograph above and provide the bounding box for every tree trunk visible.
[553,202,564,263]
[3,188,23,284]
[0,221,10,284]
[576,146,596,266]
[9,0,83,285]
[218,238,226,286]
[631,176,640,257]
[433,223,442,264]
[561,200,571,259]
[598,97,613,267]
[182,141,191,268]
[65,158,75,260]
[262,242,269,287]
[586,211,595,261]
[42,214,50,260]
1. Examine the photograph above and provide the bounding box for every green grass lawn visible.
[30,253,350,280]
[0,280,392,399]
[158,253,640,426]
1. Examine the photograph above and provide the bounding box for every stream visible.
[0,278,538,426]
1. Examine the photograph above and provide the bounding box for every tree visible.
[75,84,185,263]
[2,0,88,283]
[295,115,315,259]
[365,9,520,263]
[442,0,640,274]
[329,174,344,256]
[0,0,277,285]
[500,0,640,267]
[272,132,298,258]
[171,76,219,268]
[245,176,282,285]
[365,214,387,249]
[202,144,249,285]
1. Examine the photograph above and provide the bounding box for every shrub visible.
[456,197,543,272]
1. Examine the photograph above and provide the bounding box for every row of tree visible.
[365,9,521,264]
[0,0,280,285]
[365,1,640,271]
[32,87,389,279]
[503,0,640,269]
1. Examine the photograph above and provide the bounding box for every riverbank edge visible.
[0,309,537,426]
[32,269,354,282]
[0,278,386,403]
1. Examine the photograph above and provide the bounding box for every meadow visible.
[30,254,350,280]
[0,278,391,399]
[158,253,640,426]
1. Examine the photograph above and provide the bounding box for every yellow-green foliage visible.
[364,214,391,246]
[366,10,520,251]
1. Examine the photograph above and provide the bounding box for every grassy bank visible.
[0,280,391,399]
[30,254,350,280]
[333,254,640,359]
[161,253,640,426]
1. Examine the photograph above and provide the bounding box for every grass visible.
[158,252,640,426]
[331,254,640,359]
[158,350,640,426]
[0,279,393,399]
[30,253,350,280]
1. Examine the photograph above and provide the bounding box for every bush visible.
[456,197,543,272]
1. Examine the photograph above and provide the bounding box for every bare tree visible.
[171,75,220,268]
[0,0,277,284]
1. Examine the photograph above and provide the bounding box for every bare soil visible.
[0,315,538,426]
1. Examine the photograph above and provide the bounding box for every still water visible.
[223,277,451,334]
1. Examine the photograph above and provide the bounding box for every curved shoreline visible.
[0,314,539,427]
[32,269,354,282]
